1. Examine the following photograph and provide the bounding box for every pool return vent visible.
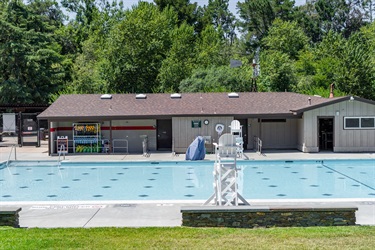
[204,133,249,206]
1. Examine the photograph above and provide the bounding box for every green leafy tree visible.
[293,3,323,43]
[104,2,177,93]
[63,0,125,94]
[314,0,368,38]
[200,0,237,44]
[179,66,251,92]
[157,22,196,92]
[154,0,197,26]
[262,19,309,60]
[294,32,345,97]
[0,0,67,104]
[195,25,226,68]
[237,0,296,50]
[335,31,375,99]
[258,50,297,92]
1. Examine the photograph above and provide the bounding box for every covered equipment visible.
[185,136,206,160]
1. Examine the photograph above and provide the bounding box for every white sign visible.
[2,113,16,133]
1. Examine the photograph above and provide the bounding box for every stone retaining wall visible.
[181,206,357,228]
[0,208,22,228]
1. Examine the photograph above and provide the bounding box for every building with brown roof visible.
[37,92,375,155]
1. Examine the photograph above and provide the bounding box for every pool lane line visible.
[322,164,375,191]
[82,208,101,228]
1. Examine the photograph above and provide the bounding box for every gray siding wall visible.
[248,119,298,149]
[248,118,258,150]
[261,119,298,149]
[297,118,304,151]
[303,100,375,152]
[172,116,234,153]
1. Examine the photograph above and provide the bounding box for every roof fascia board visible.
[291,96,350,113]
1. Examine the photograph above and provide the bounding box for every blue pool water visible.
[0,160,374,202]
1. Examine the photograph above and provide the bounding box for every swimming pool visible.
[0,160,374,202]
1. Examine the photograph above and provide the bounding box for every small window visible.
[345,118,360,128]
[344,117,375,129]
[361,118,374,128]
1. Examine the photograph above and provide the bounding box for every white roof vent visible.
[100,94,112,99]
[228,92,239,98]
[170,93,181,99]
[136,94,147,99]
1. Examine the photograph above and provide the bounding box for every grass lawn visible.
[1,226,375,249]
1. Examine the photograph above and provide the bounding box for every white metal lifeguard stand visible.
[204,133,249,206]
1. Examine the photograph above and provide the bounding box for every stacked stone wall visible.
[181,206,357,228]
[0,208,22,228]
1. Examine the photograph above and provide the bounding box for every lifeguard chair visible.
[204,133,249,206]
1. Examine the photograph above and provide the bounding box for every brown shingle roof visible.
[37,92,343,120]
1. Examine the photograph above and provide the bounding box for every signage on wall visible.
[57,136,68,154]
[191,120,201,128]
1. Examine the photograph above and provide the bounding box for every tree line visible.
[1,0,375,104]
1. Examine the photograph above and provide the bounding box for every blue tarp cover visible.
[185,136,206,160]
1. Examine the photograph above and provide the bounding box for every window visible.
[361,118,374,128]
[344,117,375,129]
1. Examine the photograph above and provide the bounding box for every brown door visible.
[157,119,172,150]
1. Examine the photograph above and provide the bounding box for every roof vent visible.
[228,92,239,98]
[101,94,112,99]
[136,94,147,99]
[170,93,181,99]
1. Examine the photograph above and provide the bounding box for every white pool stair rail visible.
[6,144,17,174]
[204,133,249,206]
[57,144,66,167]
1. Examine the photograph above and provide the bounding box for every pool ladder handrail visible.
[6,144,17,168]
[57,144,66,167]
[5,144,16,174]
[254,136,262,155]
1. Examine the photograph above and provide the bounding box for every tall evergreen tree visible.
[0,0,67,104]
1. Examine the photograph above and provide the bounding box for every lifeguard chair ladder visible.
[204,133,249,206]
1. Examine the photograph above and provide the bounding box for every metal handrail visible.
[254,136,262,155]
[112,139,128,154]
[257,137,262,155]
[6,144,17,168]
[54,139,73,154]
[57,144,66,167]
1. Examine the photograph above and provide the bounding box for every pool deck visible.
[0,140,374,228]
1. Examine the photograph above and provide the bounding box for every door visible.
[318,118,334,151]
[157,119,172,150]
[237,119,248,150]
